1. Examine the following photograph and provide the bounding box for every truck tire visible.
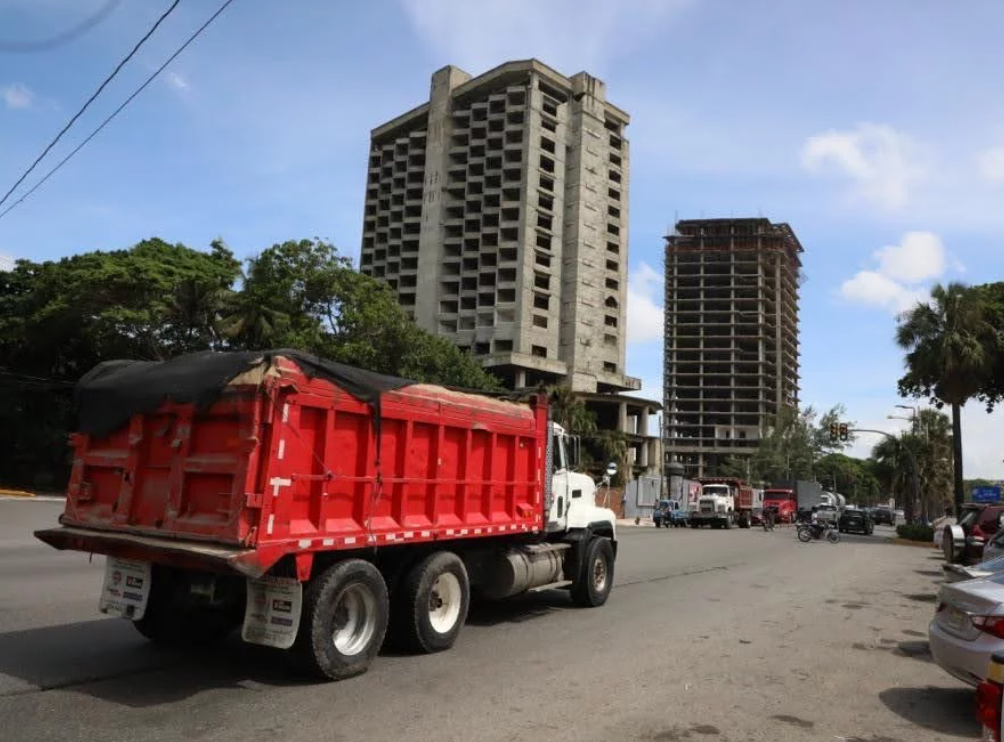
[293,559,388,681]
[572,536,614,607]
[133,567,238,647]
[397,551,470,654]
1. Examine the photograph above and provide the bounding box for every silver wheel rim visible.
[332,583,377,656]
[428,572,463,634]
[593,553,608,593]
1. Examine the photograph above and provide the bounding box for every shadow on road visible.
[466,590,570,627]
[879,686,980,738]
[0,618,307,707]
[0,593,577,707]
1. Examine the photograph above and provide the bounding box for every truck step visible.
[524,542,571,554]
[528,580,573,593]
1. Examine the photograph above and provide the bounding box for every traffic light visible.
[829,423,839,443]
[839,423,849,442]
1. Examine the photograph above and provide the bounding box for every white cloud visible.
[626,262,664,345]
[873,231,946,283]
[846,400,1004,481]
[1,82,34,110]
[978,144,1004,184]
[0,254,14,271]
[164,71,189,91]
[839,270,928,314]
[398,0,693,74]
[838,231,954,315]
[800,123,927,210]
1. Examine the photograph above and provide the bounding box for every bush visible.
[896,524,935,542]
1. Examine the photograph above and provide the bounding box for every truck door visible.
[547,430,570,530]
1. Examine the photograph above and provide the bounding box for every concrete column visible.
[618,402,628,433]
[515,369,526,389]
[639,407,650,438]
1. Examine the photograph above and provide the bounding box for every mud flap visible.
[99,557,152,620]
[242,575,303,649]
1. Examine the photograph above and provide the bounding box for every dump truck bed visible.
[38,351,548,577]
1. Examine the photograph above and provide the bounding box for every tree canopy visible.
[0,237,501,489]
[722,404,854,485]
[896,281,1002,514]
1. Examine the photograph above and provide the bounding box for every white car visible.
[930,572,1004,686]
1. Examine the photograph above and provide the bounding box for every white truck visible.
[689,477,755,529]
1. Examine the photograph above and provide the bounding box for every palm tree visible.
[546,385,597,436]
[896,282,999,516]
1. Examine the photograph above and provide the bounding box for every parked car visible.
[944,553,1004,584]
[653,499,688,528]
[984,526,1004,562]
[838,509,874,535]
[929,572,1004,686]
[943,504,1004,564]
[872,507,895,526]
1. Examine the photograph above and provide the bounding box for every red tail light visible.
[975,525,987,539]
[977,680,1002,741]
[973,616,1004,640]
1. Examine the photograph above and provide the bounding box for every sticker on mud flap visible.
[242,575,303,649]
[99,557,152,621]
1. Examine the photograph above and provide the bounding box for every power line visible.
[0,0,126,53]
[0,0,237,224]
[0,0,183,211]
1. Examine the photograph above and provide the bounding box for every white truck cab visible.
[547,423,617,536]
[692,482,736,529]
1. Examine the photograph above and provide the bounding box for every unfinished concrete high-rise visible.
[359,60,639,395]
[663,218,802,478]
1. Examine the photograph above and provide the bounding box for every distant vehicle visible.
[763,488,798,524]
[653,499,688,528]
[929,572,1004,686]
[816,504,840,526]
[872,507,896,526]
[690,478,755,529]
[796,522,839,544]
[895,509,905,521]
[838,509,874,535]
[943,504,1004,565]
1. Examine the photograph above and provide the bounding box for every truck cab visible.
[546,423,617,537]
[691,482,736,529]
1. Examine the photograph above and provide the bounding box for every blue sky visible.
[1,0,1002,477]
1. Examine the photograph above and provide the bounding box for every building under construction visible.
[663,218,802,478]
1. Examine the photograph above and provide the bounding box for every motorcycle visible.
[797,521,840,544]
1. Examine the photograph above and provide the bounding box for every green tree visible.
[547,386,597,436]
[234,239,502,391]
[896,282,1000,515]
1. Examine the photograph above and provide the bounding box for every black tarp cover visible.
[75,349,416,438]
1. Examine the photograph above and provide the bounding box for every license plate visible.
[942,606,968,632]
[99,557,152,620]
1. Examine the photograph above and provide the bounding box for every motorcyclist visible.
[763,507,775,532]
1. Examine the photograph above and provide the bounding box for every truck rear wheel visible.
[397,551,470,654]
[293,559,388,681]
[572,536,614,607]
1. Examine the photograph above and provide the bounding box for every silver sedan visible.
[930,573,1004,686]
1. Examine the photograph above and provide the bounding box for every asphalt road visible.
[0,500,978,742]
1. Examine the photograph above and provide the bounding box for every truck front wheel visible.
[293,559,389,681]
[397,551,470,654]
[572,537,614,607]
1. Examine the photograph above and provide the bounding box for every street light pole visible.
[854,427,921,525]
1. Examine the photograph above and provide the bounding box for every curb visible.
[0,488,36,498]
[889,538,937,549]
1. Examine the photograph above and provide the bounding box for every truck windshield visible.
[703,486,729,497]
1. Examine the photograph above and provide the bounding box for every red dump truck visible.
[36,350,618,680]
